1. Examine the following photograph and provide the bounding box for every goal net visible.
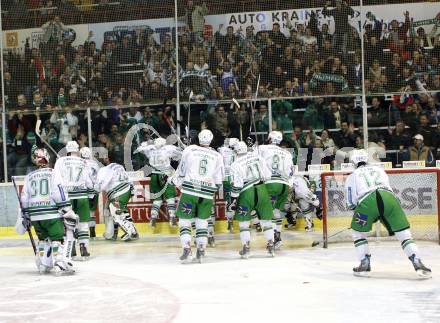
[320,168,440,248]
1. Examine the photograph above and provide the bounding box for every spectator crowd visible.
[2,0,440,179]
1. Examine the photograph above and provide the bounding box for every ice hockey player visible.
[218,137,239,233]
[135,137,181,227]
[345,149,431,278]
[229,141,275,258]
[54,141,93,259]
[245,136,262,232]
[290,175,322,232]
[80,147,100,239]
[16,147,78,274]
[171,129,225,263]
[258,131,294,249]
[96,159,139,241]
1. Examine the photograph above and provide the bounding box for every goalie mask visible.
[32,147,50,167]
[350,149,368,167]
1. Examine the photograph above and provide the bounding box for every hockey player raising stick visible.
[345,149,431,278]
[96,158,139,241]
[16,147,78,274]
[171,129,225,263]
[54,141,94,259]
[258,131,294,249]
[135,137,182,227]
[80,147,100,239]
[218,137,239,233]
[229,141,275,258]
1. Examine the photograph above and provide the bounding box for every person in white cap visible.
[404,134,434,166]
[171,129,225,263]
[54,141,94,259]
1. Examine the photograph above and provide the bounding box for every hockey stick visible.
[12,177,37,255]
[232,98,243,140]
[35,119,60,158]
[249,74,260,144]
[311,227,351,247]
[187,91,194,142]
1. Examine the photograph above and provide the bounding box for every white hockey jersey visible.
[86,159,100,198]
[230,152,272,197]
[218,146,235,180]
[258,144,294,185]
[96,163,132,200]
[344,165,393,209]
[21,167,70,221]
[54,156,94,200]
[174,145,224,200]
[139,144,182,176]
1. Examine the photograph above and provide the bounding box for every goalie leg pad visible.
[103,212,114,240]
[52,240,74,274]
[239,221,251,245]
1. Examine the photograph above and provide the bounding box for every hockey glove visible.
[315,206,323,220]
[21,211,32,230]
[60,207,79,231]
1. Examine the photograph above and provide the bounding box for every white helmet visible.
[198,129,214,146]
[268,131,283,145]
[66,141,79,153]
[154,137,166,148]
[80,147,92,159]
[32,147,50,166]
[350,149,368,166]
[228,138,239,148]
[234,141,248,155]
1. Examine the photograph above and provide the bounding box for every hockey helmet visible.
[350,149,368,166]
[198,129,214,146]
[268,131,283,145]
[234,141,248,155]
[32,147,50,166]
[154,137,167,148]
[66,141,79,153]
[228,138,239,148]
[245,136,255,147]
[80,147,92,159]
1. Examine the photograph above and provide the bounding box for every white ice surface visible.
[0,237,439,323]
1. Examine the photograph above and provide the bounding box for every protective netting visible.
[321,169,440,245]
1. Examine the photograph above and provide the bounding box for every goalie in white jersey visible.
[218,137,239,232]
[258,131,294,249]
[230,141,275,258]
[171,129,225,263]
[80,147,100,239]
[135,137,182,227]
[16,147,78,274]
[54,141,94,259]
[345,149,431,278]
[96,159,139,241]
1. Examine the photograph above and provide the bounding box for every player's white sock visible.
[395,229,420,258]
[179,219,192,248]
[272,209,283,232]
[195,218,208,248]
[261,220,274,242]
[208,217,214,236]
[78,222,89,247]
[251,212,260,225]
[352,231,370,261]
[239,221,251,245]
[151,200,162,219]
[166,198,176,218]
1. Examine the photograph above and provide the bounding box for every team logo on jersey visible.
[354,212,368,227]
[237,206,249,217]
[182,203,193,215]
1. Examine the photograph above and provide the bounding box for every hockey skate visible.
[253,223,262,232]
[227,219,234,233]
[169,216,177,227]
[179,247,192,264]
[35,257,51,274]
[239,242,250,259]
[266,240,275,257]
[89,227,96,240]
[79,243,90,261]
[208,236,216,248]
[274,231,283,250]
[284,211,297,229]
[409,254,432,278]
[353,254,371,277]
[196,247,205,263]
[150,217,157,228]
